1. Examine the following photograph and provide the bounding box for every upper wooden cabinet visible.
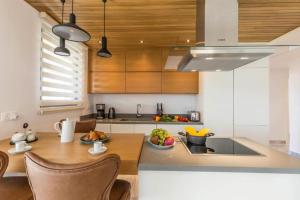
[162,72,199,94]
[89,50,125,72]
[126,50,163,72]
[89,72,125,93]
[126,72,161,93]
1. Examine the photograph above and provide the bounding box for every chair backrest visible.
[24,152,120,200]
[75,119,97,133]
[0,151,9,178]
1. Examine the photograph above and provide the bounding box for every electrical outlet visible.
[9,111,19,120]
[0,111,19,121]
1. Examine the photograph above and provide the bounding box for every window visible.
[40,13,88,111]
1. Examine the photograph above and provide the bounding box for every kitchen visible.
[1,0,300,200]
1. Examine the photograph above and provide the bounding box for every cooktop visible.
[180,138,261,156]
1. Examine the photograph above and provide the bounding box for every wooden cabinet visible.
[126,72,161,93]
[126,50,162,72]
[89,52,125,72]
[88,48,200,94]
[89,72,125,93]
[162,72,199,94]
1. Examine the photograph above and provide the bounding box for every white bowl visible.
[11,133,26,142]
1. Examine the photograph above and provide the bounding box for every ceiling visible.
[25,0,196,50]
[25,0,300,50]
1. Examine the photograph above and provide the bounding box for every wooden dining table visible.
[0,132,145,175]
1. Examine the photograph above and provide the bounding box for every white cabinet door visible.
[111,124,134,133]
[95,124,111,133]
[134,124,157,135]
[156,124,203,135]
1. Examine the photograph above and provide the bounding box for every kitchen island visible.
[139,137,300,200]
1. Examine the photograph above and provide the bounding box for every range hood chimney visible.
[178,0,274,71]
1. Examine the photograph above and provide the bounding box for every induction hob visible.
[180,138,261,156]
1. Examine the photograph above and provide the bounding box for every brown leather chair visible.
[24,152,130,200]
[75,119,97,133]
[0,151,33,200]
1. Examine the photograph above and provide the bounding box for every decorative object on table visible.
[80,130,110,144]
[8,141,32,155]
[88,141,107,155]
[108,107,116,119]
[54,118,75,143]
[52,0,91,42]
[97,0,112,58]
[178,127,215,145]
[54,0,70,56]
[148,128,175,149]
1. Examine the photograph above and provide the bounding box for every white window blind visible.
[40,14,87,109]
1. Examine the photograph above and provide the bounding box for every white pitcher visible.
[54,118,75,143]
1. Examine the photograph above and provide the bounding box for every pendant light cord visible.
[103,0,106,36]
[61,0,65,24]
[72,0,74,14]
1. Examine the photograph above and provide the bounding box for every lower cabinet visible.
[95,123,203,135]
[95,124,111,133]
[134,124,157,135]
[110,124,135,134]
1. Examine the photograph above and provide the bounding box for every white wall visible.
[289,65,300,154]
[0,0,89,139]
[234,59,270,144]
[201,71,234,138]
[90,94,198,114]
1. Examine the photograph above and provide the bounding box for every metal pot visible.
[178,132,215,145]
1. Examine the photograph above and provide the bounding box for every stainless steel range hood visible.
[177,0,275,71]
[178,46,274,71]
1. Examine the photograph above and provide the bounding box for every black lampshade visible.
[52,13,91,42]
[97,36,112,58]
[54,38,70,56]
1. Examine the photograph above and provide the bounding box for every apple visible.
[164,137,175,146]
[151,136,159,145]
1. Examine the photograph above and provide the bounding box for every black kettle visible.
[108,107,116,119]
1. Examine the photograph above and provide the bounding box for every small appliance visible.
[96,104,106,119]
[108,107,116,119]
[188,111,201,122]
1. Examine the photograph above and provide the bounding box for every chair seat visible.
[0,176,33,200]
[110,179,131,200]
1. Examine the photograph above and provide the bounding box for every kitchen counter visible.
[80,113,203,125]
[139,137,300,174]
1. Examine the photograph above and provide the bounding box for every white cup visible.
[93,141,103,152]
[15,141,27,152]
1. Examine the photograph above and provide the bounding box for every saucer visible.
[8,146,32,155]
[88,146,107,156]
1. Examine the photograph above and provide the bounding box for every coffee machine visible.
[96,104,106,119]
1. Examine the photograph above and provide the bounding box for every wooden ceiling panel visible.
[25,0,300,48]
[239,2,300,42]
[25,0,196,49]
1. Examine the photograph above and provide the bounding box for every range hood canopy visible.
[177,0,275,71]
[178,46,275,71]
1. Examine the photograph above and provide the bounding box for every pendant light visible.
[97,0,112,58]
[52,0,91,42]
[54,0,70,56]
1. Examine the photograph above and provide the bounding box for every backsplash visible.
[89,94,199,114]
